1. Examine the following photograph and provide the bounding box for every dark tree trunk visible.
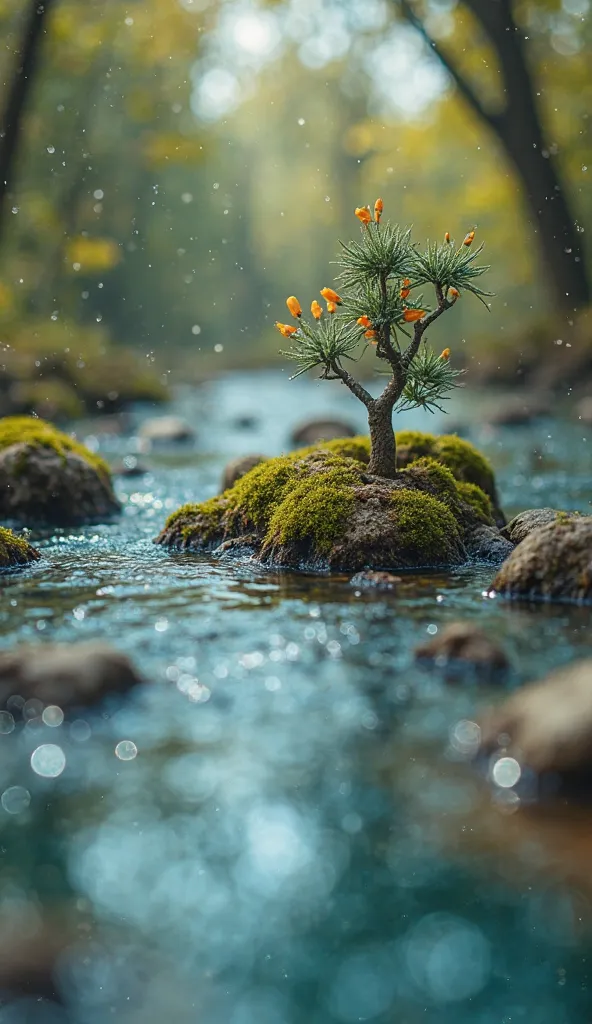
[0,0,55,245]
[400,0,590,312]
[367,400,397,478]
[465,0,589,310]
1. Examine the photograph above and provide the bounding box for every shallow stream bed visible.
[0,373,591,1023]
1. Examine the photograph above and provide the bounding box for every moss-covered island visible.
[156,431,509,571]
[0,526,40,569]
[0,416,120,525]
[159,203,502,571]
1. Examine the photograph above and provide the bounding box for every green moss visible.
[294,435,371,464]
[390,489,462,564]
[0,416,111,482]
[225,455,300,529]
[433,434,495,493]
[13,379,84,421]
[402,456,459,502]
[395,430,437,458]
[456,482,495,524]
[265,464,361,556]
[0,526,38,567]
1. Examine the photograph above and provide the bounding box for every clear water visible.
[0,373,591,1023]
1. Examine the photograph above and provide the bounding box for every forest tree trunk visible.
[0,0,55,246]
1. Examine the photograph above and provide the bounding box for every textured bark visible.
[367,400,397,478]
[0,0,55,244]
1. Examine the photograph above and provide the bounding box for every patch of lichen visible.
[456,482,495,525]
[293,435,371,464]
[390,489,462,564]
[264,463,361,557]
[0,526,39,567]
[0,416,111,482]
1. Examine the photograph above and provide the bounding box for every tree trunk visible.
[367,400,397,478]
[465,0,590,310]
[0,0,55,245]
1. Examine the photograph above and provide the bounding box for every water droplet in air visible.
[31,744,66,777]
[115,740,138,761]
[47,145,55,154]
[42,706,64,728]
[2,786,31,814]
[191,324,201,335]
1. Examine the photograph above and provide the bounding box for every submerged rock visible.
[0,642,144,711]
[575,395,592,426]
[415,621,509,678]
[479,660,592,774]
[157,433,507,573]
[221,454,266,491]
[486,394,549,427]
[290,418,357,446]
[492,515,592,602]
[0,417,119,525]
[139,415,194,444]
[350,570,402,590]
[0,527,40,569]
[501,507,580,545]
[465,524,515,563]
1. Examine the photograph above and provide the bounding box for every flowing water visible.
[0,372,591,1023]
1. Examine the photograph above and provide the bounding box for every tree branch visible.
[402,285,451,367]
[329,362,374,408]
[397,0,501,132]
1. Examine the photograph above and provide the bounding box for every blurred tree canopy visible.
[0,0,589,377]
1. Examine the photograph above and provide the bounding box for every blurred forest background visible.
[0,0,590,419]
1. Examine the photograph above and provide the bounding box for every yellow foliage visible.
[142,133,206,167]
[66,237,121,274]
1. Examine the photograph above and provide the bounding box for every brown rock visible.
[221,454,266,491]
[350,570,402,590]
[465,524,515,563]
[0,444,119,526]
[486,394,549,427]
[492,515,592,602]
[139,415,194,444]
[479,660,592,774]
[290,418,357,446]
[415,621,509,677]
[500,508,581,545]
[0,642,144,711]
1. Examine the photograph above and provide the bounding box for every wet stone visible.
[415,621,510,679]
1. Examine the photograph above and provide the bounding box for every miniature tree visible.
[276,200,491,479]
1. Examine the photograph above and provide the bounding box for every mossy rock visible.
[0,526,40,569]
[0,416,120,526]
[9,377,84,422]
[157,445,504,571]
[491,516,592,603]
[395,430,504,524]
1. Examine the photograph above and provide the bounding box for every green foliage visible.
[335,223,413,288]
[0,527,39,568]
[0,416,111,482]
[265,464,360,555]
[389,489,462,564]
[412,240,492,306]
[398,347,464,412]
[282,316,361,380]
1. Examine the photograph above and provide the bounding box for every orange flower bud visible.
[357,315,372,328]
[445,231,451,243]
[463,230,475,246]
[440,347,451,360]
[400,277,411,299]
[374,198,383,223]
[364,329,377,342]
[275,322,298,338]
[448,287,460,301]
[311,300,323,320]
[355,206,371,225]
[402,309,425,322]
[286,295,302,318]
[326,301,338,314]
[320,287,342,305]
